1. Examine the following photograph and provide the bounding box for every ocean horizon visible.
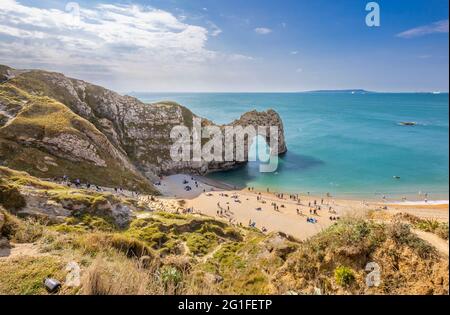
[134,92,449,200]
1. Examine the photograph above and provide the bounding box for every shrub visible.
[76,233,153,258]
[71,214,116,232]
[109,234,153,258]
[415,220,449,241]
[159,265,183,294]
[388,222,435,258]
[334,266,355,287]
[0,211,43,242]
[0,184,26,212]
[435,223,449,240]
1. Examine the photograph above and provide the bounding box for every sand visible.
[153,175,449,241]
[155,174,220,199]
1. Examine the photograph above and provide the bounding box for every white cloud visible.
[296,67,303,73]
[0,1,260,91]
[290,51,299,55]
[0,1,211,60]
[254,27,272,35]
[397,19,449,38]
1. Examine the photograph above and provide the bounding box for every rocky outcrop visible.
[231,110,287,155]
[0,65,287,190]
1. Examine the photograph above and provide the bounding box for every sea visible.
[134,92,449,200]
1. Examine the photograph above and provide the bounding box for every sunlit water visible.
[135,92,449,200]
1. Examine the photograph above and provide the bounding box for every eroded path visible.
[412,229,449,257]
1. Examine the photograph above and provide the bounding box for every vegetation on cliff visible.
[0,80,157,194]
[0,64,288,187]
[0,172,447,295]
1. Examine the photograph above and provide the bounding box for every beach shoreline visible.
[191,174,449,204]
[154,173,449,241]
[157,173,449,204]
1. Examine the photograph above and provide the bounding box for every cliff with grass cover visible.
[0,168,448,295]
[0,65,287,192]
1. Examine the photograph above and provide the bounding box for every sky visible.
[0,0,448,92]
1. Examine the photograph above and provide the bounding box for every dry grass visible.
[81,256,150,295]
[80,253,210,295]
[0,209,44,243]
[1,203,448,295]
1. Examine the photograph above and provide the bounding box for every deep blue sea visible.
[134,92,449,199]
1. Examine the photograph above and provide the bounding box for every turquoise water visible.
[135,93,449,199]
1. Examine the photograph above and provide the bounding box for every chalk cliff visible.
[0,65,286,192]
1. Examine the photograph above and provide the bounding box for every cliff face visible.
[0,65,287,191]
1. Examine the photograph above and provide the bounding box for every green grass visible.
[47,189,110,207]
[0,82,157,194]
[0,256,66,295]
[0,166,62,190]
[185,232,218,256]
[53,214,116,233]
[0,205,447,295]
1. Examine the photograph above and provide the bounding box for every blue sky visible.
[0,0,448,92]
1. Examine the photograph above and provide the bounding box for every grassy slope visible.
[1,199,448,295]
[0,169,447,295]
[0,166,144,228]
[0,83,157,194]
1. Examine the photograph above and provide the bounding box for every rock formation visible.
[0,65,287,192]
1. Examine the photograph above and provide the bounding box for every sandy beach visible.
[152,174,449,241]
